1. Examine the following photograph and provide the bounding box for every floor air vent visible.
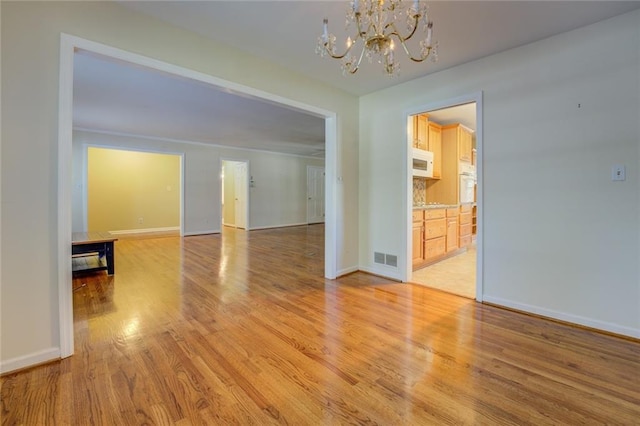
[374,252,385,264]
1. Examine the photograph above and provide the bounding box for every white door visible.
[234,162,248,229]
[307,166,325,224]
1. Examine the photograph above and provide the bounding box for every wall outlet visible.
[612,165,626,181]
[138,217,144,224]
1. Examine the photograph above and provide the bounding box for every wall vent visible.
[385,254,398,267]
[374,252,398,268]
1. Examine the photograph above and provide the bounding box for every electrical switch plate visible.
[612,165,626,181]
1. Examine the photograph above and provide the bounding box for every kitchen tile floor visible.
[411,243,476,299]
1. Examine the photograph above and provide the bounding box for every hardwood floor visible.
[2,225,639,425]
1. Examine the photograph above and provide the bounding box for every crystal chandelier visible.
[316,0,437,76]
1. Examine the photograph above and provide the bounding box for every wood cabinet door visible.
[425,236,446,260]
[428,122,442,179]
[424,218,446,239]
[459,127,473,162]
[415,115,429,151]
[446,218,458,252]
[412,223,424,264]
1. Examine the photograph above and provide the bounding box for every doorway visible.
[306,165,325,224]
[76,146,183,236]
[407,96,482,300]
[59,34,339,359]
[221,160,249,230]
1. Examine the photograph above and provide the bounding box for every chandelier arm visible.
[346,43,368,74]
[323,41,357,60]
[396,36,431,62]
[386,14,420,45]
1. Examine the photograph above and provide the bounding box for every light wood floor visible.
[2,225,639,425]
[412,244,477,299]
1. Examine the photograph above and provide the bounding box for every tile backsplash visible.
[413,178,426,205]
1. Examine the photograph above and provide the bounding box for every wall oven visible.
[459,163,476,204]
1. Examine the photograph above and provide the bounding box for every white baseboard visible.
[250,222,307,231]
[183,229,220,236]
[482,295,640,339]
[0,347,60,375]
[336,265,359,277]
[109,226,179,235]
[358,265,402,282]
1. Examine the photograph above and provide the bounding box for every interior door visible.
[234,162,248,229]
[307,166,325,224]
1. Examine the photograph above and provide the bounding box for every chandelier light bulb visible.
[316,0,438,75]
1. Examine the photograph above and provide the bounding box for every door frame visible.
[220,159,249,230]
[81,144,185,236]
[403,92,484,302]
[58,34,339,359]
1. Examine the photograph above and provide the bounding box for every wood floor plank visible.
[2,225,639,425]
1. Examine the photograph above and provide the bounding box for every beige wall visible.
[1,1,358,372]
[87,147,180,232]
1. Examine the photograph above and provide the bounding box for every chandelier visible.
[316,0,437,76]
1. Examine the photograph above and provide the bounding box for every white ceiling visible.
[73,51,326,157]
[73,1,640,156]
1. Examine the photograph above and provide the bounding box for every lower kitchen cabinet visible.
[412,211,424,266]
[446,208,458,252]
[425,236,445,259]
[413,206,472,270]
[459,204,472,247]
[423,209,446,261]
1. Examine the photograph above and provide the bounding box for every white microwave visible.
[412,149,434,178]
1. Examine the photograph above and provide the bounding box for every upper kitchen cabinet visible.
[458,125,474,163]
[412,114,442,179]
[413,114,428,150]
[427,121,442,179]
[442,123,474,162]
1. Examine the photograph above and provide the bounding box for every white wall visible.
[359,10,640,337]
[0,1,357,372]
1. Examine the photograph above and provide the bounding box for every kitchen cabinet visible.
[446,208,458,252]
[413,115,428,150]
[412,210,424,265]
[412,115,442,179]
[459,126,473,163]
[428,122,442,179]
[413,206,472,270]
[413,208,447,268]
[472,205,477,235]
[433,123,476,206]
[423,209,446,261]
[459,204,472,247]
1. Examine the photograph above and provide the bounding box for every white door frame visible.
[58,34,339,358]
[403,92,484,302]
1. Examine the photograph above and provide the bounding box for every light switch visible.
[612,165,626,181]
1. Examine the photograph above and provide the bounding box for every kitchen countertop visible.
[413,204,459,210]
[413,203,476,210]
